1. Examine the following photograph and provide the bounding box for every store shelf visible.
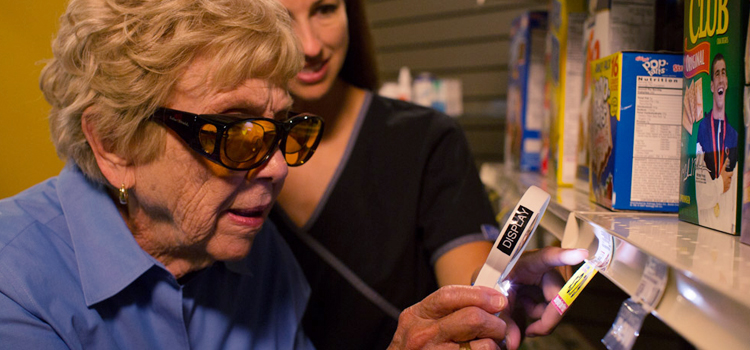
[480,163,750,350]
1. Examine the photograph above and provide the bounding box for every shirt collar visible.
[57,164,156,307]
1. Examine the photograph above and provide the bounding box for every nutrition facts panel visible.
[634,76,683,128]
[480,163,750,350]
[632,76,683,203]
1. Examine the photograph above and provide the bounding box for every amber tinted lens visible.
[284,117,322,166]
[199,124,218,154]
[223,120,278,167]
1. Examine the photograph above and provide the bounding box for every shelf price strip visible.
[552,228,615,315]
[602,256,668,350]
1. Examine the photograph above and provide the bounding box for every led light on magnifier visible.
[498,280,512,297]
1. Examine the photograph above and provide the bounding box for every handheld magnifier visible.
[474,185,550,296]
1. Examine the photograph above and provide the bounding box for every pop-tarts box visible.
[505,11,548,172]
[590,51,683,211]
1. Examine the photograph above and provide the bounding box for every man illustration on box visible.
[695,53,739,233]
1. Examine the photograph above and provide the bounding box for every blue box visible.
[505,11,547,172]
[590,51,684,211]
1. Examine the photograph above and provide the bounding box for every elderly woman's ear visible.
[80,107,134,189]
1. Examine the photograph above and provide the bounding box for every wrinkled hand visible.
[500,247,588,349]
[388,285,508,350]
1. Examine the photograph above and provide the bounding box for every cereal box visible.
[741,18,750,244]
[680,0,748,234]
[546,0,586,186]
[590,52,683,212]
[505,11,548,172]
[741,84,750,243]
[577,0,657,193]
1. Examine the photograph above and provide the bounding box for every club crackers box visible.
[680,0,748,235]
[577,0,657,192]
[590,52,683,211]
[505,11,548,172]
[545,0,586,186]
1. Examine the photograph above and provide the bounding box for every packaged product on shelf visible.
[680,0,748,235]
[505,11,548,172]
[590,51,683,212]
[577,0,657,193]
[579,16,598,194]
[412,73,464,117]
[545,0,586,186]
[743,84,750,242]
[742,18,750,244]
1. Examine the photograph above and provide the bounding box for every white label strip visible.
[634,256,668,312]
[602,298,649,350]
[589,226,615,271]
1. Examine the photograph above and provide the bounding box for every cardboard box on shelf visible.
[506,11,548,172]
[545,0,586,186]
[577,0,657,193]
[680,0,748,235]
[742,85,750,243]
[741,15,750,244]
[590,51,683,212]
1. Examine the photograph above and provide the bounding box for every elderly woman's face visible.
[131,57,290,263]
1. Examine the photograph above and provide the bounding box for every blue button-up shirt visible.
[0,164,314,349]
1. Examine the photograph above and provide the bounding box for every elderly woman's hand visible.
[500,247,589,349]
[388,285,508,350]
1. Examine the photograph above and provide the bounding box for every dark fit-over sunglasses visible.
[150,107,324,171]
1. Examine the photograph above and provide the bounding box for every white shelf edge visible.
[479,163,750,350]
[575,215,750,350]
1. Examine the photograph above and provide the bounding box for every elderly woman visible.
[0,0,323,348]
[0,0,532,349]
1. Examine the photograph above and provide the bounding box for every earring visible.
[119,183,128,205]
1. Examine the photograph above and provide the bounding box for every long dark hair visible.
[339,0,379,90]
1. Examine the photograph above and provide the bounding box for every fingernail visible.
[560,249,588,263]
[474,343,490,350]
[492,294,505,309]
[563,248,588,259]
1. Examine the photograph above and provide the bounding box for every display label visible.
[497,205,534,255]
